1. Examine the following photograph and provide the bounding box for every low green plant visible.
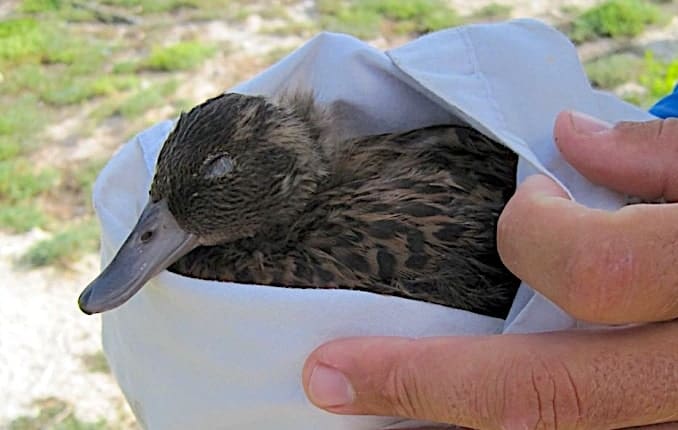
[317,0,381,39]
[560,5,581,16]
[5,64,137,105]
[142,41,217,71]
[0,18,102,66]
[0,203,47,233]
[91,75,141,96]
[0,141,22,161]
[0,158,57,232]
[73,159,107,193]
[0,19,115,105]
[2,63,44,95]
[640,51,678,100]
[585,53,644,89]
[81,351,111,373]
[0,18,47,63]
[8,397,107,430]
[0,95,45,147]
[262,20,319,37]
[258,3,290,20]
[40,74,140,106]
[44,39,108,72]
[20,0,62,13]
[60,158,108,211]
[100,0,195,13]
[19,219,99,267]
[39,81,103,106]
[112,59,140,74]
[117,79,179,118]
[0,159,57,204]
[317,0,458,39]
[570,0,664,43]
[471,3,512,21]
[89,79,180,122]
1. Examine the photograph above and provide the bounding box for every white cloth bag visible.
[94,19,654,429]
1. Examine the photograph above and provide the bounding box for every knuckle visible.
[614,118,678,158]
[561,233,636,323]
[656,118,678,147]
[381,354,428,418]
[497,355,584,430]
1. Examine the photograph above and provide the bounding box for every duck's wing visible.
[301,126,520,317]
[330,125,511,184]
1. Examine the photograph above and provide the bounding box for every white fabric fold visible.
[94,19,654,429]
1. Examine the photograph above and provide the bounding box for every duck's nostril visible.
[140,231,154,242]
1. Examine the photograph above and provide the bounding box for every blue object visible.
[650,83,678,118]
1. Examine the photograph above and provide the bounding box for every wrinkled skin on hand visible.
[301,112,678,430]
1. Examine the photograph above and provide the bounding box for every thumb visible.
[302,336,528,429]
[303,329,678,429]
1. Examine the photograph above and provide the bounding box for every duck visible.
[78,91,520,318]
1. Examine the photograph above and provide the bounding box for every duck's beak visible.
[78,199,199,315]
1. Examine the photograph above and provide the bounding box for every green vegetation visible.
[584,50,678,108]
[118,79,180,117]
[262,19,318,37]
[0,18,105,66]
[0,141,22,161]
[0,95,46,152]
[0,22,135,105]
[585,53,644,88]
[19,220,100,267]
[71,159,108,197]
[40,75,141,106]
[0,204,48,233]
[20,0,62,13]
[82,351,111,373]
[143,41,217,71]
[569,0,664,43]
[0,159,57,232]
[100,0,193,13]
[317,0,459,39]
[20,0,203,16]
[0,18,48,62]
[0,4,213,244]
[8,398,107,430]
[99,0,242,14]
[117,41,218,74]
[640,51,678,102]
[470,3,512,21]
[7,158,106,261]
[0,160,57,203]
[21,0,94,20]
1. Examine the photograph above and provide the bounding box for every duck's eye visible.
[205,155,234,179]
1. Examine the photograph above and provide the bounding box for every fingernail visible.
[308,364,355,408]
[568,111,612,134]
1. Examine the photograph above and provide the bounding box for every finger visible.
[303,323,678,430]
[622,424,678,430]
[497,174,678,324]
[554,111,678,201]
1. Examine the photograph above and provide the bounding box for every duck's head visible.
[79,92,327,315]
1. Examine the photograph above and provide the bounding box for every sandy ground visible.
[0,232,137,427]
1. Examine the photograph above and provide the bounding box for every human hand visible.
[301,112,678,429]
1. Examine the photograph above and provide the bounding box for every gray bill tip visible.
[78,199,199,315]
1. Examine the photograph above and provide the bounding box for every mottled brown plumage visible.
[79,91,520,318]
